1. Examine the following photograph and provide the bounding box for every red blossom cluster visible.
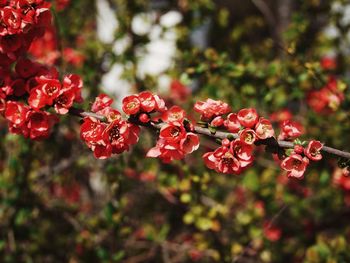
[1,58,83,139]
[280,141,323,179]
[0,0,51,65]
[271,111,323,179]
[203,138,254,174]
[122,91,167,118]
[28,71,83,114]
[122,91,200,163]
[80,94,140,159]
[194,98,231,122]
[28,24,85,67]
[278,119,303,140]
[0,1,83,140]
[270,109,304,141]
[27,24,58,65]
[307,76,345,114]
[147,106,200,163]
[200,105,274,174]
[4,100,57,139]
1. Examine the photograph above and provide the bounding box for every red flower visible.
[270,109,292,123]
[103,119,140,154]
[203,146,241,174]
[80,117,106,145]
[122,95,140,115]
[154,94,167,112]
[1,7,22,35]
[278,120,303,140]
[307,77,345,114]
[333,167,350,191]
[159,122,186,143]
[63,47,84,67]
[91,94,113,113]
[54,88,75,114]
[237,108,259,128]
[147,139,185,163]
[231,139,254,168]
[80,115,140,159]
[122,92,166,115]
[255,117,274,139]
[5,101,29,126]
[194,98,231,121]
[28,25,58,65]
[307,90,327,113]
[26,110,57,140]
[139,91,156,112]
[63,74,83,103]
[224,113,241,133]
[304,140,323,161]
[239,128,257,145]
[170,80,190,101]
[28,77,61,109]
[281,154,309,179]
[203,137,256,175]
[98,107,122,122]
[180,132,199,154]
[161,105,186,123]
[147,121,198,163]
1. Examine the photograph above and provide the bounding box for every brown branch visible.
[69,107,350,160]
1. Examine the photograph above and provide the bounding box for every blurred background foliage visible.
[1,0,350,262]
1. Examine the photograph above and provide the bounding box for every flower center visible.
[45,85,58,96]
[127,102,136,109]
[56,95,67,105]
[311,148,319,156]
[170,127,180,137]
[222,152,234,165]
[245,133,253,142]
[109,126,120,141]
[292,159,301,168]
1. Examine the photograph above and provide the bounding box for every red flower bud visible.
[139,113,150,123]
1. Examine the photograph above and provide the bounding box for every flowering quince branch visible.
[0,1,350,181]
[68,95,350,180]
